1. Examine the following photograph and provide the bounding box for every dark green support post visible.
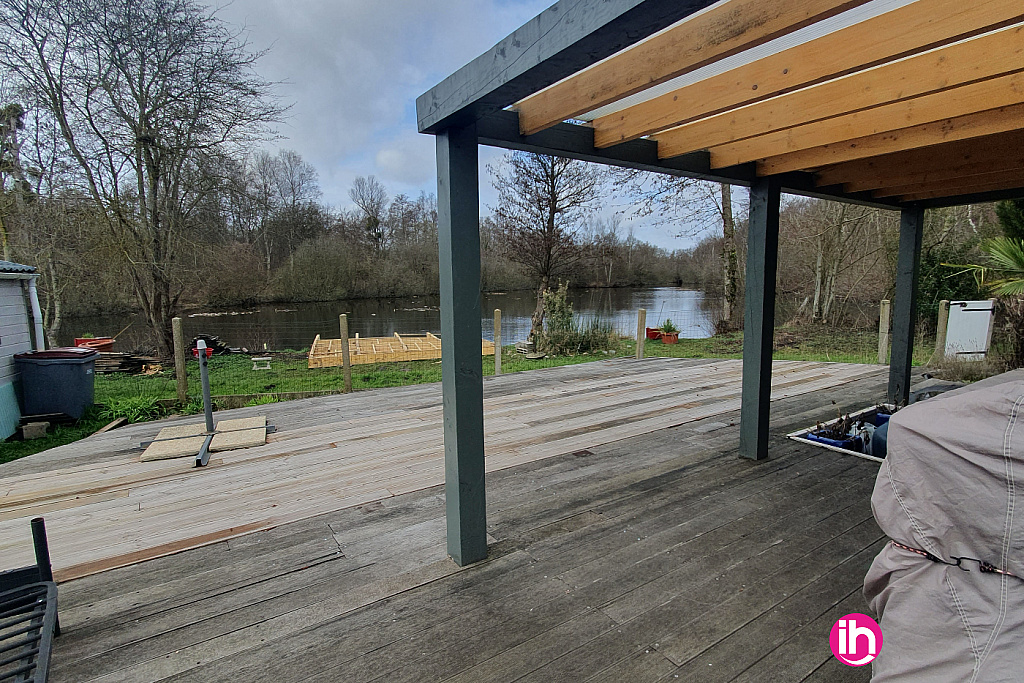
[888,206,925,405]
[436,122,488,566]
[740,176,782,461]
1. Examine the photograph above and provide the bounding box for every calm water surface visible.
[62,287,719,352]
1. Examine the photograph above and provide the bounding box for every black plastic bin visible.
[14,347,98,419]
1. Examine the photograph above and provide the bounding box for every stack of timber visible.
[308,332,494,368]
[94,352,159,374]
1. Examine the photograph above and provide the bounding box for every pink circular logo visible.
[830,613,882,666]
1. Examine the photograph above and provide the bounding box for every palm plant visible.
[946,237,1024,369]
[947,237,1024,295]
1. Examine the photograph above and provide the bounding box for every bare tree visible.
[270,149,323,268]
[349,175,389,252]
[0,102,35,260]
[0,0,283,357]
[490,152,601,337]
[612,171,743,327]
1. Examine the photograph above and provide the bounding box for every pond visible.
[61,287,721,353]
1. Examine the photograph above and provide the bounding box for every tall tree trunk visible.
[720,184,739,328]
[812,235,824,320]
[530,274,550,340]
[43,257,63,348]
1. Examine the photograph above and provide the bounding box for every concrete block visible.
[21,422,49,440]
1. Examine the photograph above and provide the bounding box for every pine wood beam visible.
[710,82,1024,172]
[592,0,1024,147]
[417,0,724,133]
[874,169,1024,198]
[649,23,1024,159]
[814,130,1024,188]
[899,175,1024,202]
[515,0,873,136]
[846,156,1024,194]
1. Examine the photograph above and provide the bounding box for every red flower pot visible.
[645,327,662,340]
[661,332,679,344]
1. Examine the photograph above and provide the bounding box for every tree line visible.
[0,0,689,356]
[0,0,1011,358]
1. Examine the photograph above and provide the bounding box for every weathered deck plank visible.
[41,365,887,682]
[0,359,882,580]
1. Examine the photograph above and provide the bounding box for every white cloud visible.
[213,0,551,208]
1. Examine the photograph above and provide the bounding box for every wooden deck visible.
[29,358,889,683]
[0,359,880,581]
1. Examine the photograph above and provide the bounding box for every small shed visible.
[0,261,46,439]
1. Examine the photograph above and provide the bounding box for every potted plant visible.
[660,319,679,344]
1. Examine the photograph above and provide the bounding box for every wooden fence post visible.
[172,317,187,404]
[636,308,646,360]
[930,300,950,364]
[877,300,891,365]
[339,314,353,393]
[493,309,502,375]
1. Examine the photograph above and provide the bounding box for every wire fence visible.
[92,299,948,410]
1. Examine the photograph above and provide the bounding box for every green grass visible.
[91,349,621,404]
[2,324,935,463]
[624,325,934,366]
[0,407,110,465]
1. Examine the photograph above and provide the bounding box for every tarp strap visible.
[891,540,1019,580]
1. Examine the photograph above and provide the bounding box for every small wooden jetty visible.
[308,332,494,368]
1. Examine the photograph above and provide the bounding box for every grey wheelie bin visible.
[14,347,98,419]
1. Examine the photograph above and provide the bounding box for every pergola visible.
[417,0,1024,565]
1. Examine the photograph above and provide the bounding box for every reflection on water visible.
[61,287,720,352]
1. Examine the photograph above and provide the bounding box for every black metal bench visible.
[0,582,57,682]
[0,518,59,682]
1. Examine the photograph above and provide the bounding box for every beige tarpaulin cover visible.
[865,370,1024,682]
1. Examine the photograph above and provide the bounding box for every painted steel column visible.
[436,123,487,566]
[739,177,782,461]
[888,206,925,405]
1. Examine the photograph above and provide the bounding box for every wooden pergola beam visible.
[899,176,1024,202]
[873,169,1024,198]
[849,158,1024,194]
[592,0,1023,147]
[648,23,1024,158]
[711,86,1024,173]
[815,130,1024,188]
[475,110,903,209]
[416,0,723,133]
[515,0,874,136]
[918,187,1024,208]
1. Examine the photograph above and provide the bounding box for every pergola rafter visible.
[749,99,1024,175]
[514,0,877,136]
[418,0,1024,565]
[648,24,1024,158]
[586,0,1024,148]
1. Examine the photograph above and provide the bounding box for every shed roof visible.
[418,0,1024,208]
[0,261,36,275]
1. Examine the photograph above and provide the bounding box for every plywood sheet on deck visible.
[139,423,207,462]
[0,359,884,579]
[210,416,267,452]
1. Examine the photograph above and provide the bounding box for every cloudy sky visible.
[214,0,703,250]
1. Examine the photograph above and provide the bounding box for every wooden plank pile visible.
[94,352,159,375]
[308,332,495,368]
